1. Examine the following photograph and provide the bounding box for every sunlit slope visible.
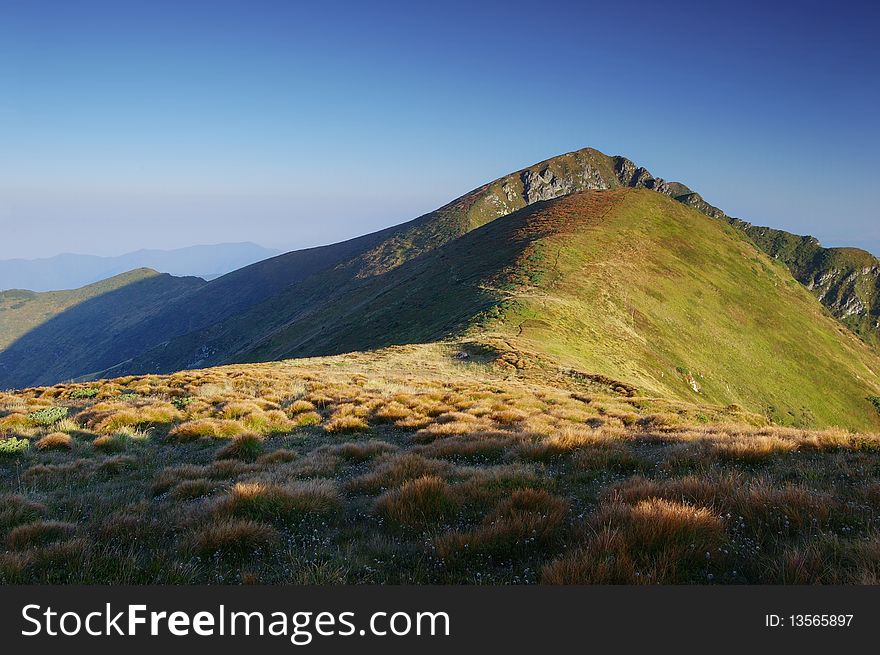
[488,190,880,429]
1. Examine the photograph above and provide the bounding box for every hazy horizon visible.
[1,0,878,260]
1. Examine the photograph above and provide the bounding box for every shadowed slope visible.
[0,270,206,388]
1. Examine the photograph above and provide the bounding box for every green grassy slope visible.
[489,190,880,430]
[135,189,880,430]
[728,220,880,348]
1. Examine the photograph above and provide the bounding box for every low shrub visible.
[0,437,29,456]
[27,407,68,427]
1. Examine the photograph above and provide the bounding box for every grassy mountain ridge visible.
[89,148,700,377]
[3,146,879,434]
[484,191,880,429]
[727,219,880,347]
[0,268,166,351]
[97,188,880,430]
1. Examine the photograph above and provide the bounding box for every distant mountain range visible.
[1,147,879,430]
[0,242,281,292]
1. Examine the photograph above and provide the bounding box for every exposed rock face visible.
[521,164,609,203]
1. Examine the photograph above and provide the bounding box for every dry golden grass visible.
[542,498,726,584]
[213,480,341,522]
[285,399,316,414]
[168,418,245,441]
[2,345,879,584]
[187,519,279,557]
[324,415,370,434]
[34,432,73,451]
[7,520,77,550]
[374,475,460,529]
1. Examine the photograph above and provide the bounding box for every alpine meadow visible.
[3,147,880,585]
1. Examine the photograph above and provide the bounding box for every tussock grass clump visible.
[372,402,413,423]
[455,463,548,507]
[79,401,181,433]
[7,520,77,550]
[168,419,245,441]
[436,489,568,560]
[215,433,264,461]
[0,495,47,530]
[320,440,398,462]
[22,459,93,484]
[96,455,137,474]
[256,449,299,465]
[324,415,370,434]
[0,413,31,431]
[285,400,316,415]
[92,433,129,453]
[709,435,798,462]
[219,400,265,419]
[170,478,222,500]
[374,475,460,529]
[569,444,649,473]
[241,410,294,435]
[214,480,341,522]
[542,498,726,584]
[490,408,529,425]
[187,519,280,557]
[291,411,322,427]
[415,434,513,462]
[346,453,452,494]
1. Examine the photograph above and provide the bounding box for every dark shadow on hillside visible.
[0,222,416,390]
[0,273,205,389]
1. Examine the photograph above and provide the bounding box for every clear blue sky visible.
[0,0,877,259]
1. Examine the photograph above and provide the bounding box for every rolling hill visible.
[2,147,879,431]
[120,188,879,430]
[0,269,205,388]
[0,242,280,292]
